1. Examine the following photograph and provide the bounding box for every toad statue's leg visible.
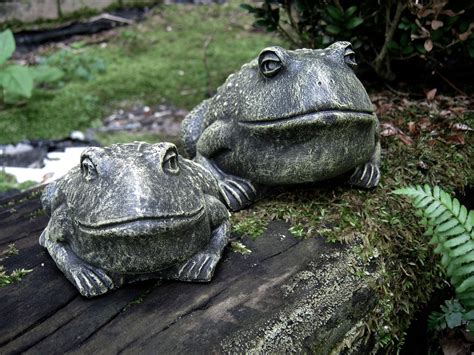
[40,221,119,298]
[348,136,381,189]
[167,195,230,282]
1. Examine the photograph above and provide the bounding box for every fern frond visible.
[394,185,474,310]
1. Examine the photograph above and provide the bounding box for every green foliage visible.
[0,171,36,193]
[230,241,252,255]
[428,299,474,333]
[394,185,474,334]
[232,214,267,239]
[240,1,474,80]
[0,266,33,287]
[38,48,106,82]
[394,185,474,305]
[0,29,64,103]
[0,3,284,144]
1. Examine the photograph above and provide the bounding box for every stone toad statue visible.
[181,41,381,211]
[40,142,230,297]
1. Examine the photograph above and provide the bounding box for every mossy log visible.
[0,188,377,353]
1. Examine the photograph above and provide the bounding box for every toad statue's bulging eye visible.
[258,49,283,77]
[344,47,357,68]
[81,157,97,181]
[162,147,180,175]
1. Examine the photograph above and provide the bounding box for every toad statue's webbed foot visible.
[348,162,380,188]
[167,220,229,282]
[68,262,116,298]
[218,175,257,212]
[175,252,221,282]
[194,153,257,211]
[41,228,119,298]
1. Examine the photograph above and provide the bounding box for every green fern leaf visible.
[441,254,451,267]
[451,241,474,258]
[438,226,467,238]
[392,187,419,196]
[456,275,474,293]
[440,191,453,210]
[427,203,447,219]
[453,198,461,216]
[467,211,473,232]
[444,234,471,248]
[452,263,474,278]
[426,201,442,216]
[459,206,468,224]
[395,184,474,309]
[438,219,460,233]
[457,292,474,303]
[416,196,433,209]
[424,184,432,195]
[436,211,453,225]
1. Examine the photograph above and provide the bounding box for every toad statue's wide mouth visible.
[238,109,376,129]
[76,205,205,236]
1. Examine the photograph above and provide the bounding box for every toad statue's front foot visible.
[68,262,116,298]
[40,228,118,298]
[348,162,380,188]
[167,220,229,282]
[195,154,257,211]
[175,252,221,282]
[219,176,257,212]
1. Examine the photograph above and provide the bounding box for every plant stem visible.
[374,1,407,79]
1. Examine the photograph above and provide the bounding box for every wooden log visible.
[0,189,377,354]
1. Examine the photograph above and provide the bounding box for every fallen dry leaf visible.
[380,122,401,137]
[398,134,414,145]
[418,117,432,129]
[452,123,473,131]
[450,106,466,114]
[445,134,465,145]
[424,38,433,52]
[426,88,437,101]
[408,121,417,135]
[431,20,444,30]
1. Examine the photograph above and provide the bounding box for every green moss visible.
[0,2,284,144]
[0,171,36,194]
[0,266,33,287]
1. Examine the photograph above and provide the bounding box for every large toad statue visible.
[181,41,381,211]
[40,142,230,297]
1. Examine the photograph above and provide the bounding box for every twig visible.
[435,70,468,97]
[374,1,407,78]
[277,23,299,48]
[384,83,424,97]
[203,35,213,98]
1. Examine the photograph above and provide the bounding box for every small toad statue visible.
[40,142,229,297]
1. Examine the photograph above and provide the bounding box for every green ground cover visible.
[0,2,283,144]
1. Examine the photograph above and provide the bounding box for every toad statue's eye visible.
[344,47,357,68]
[258,49,283,77]
[81,157,97,181]
[162,147,180,175]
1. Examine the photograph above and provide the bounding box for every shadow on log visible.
[0,188,378,353]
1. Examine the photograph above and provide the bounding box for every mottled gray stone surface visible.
[182,41,381,211]
[40,142,230,297]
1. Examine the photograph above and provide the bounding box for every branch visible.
[373,1,407,78]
